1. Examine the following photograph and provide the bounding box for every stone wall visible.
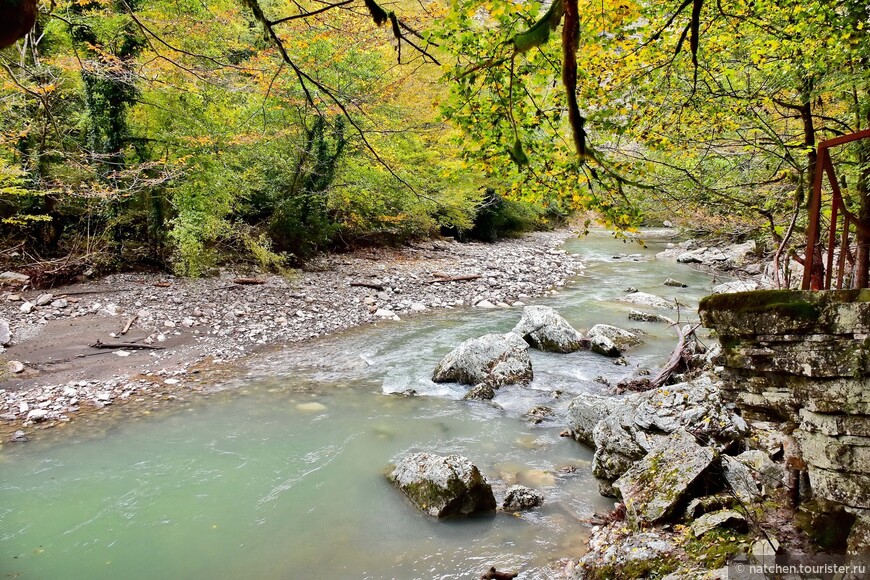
[700,289,870,552]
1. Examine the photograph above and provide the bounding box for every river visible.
[0,230,727,579]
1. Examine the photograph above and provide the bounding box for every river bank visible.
[0,231,587,441]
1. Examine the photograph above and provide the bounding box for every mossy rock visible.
[700,289,870,337]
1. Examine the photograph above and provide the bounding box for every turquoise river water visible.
[0,230,730,579]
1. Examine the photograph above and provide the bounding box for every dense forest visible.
[1,0,868,279]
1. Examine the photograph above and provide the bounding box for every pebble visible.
[34,293,54,306]
[7,360,25,374]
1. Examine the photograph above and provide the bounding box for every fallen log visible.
[427,274,481,284]
[89,340,164,350]
[350,281,385,291]
[233,277,266,285]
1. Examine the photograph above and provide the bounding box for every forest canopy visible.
[0,0,868,279]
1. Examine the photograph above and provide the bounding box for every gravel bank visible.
[0,231,584,441]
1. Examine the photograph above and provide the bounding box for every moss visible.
[683,527,749,569]
[699,290,820,320]
[585,555,680,580]
[796,499,856,551]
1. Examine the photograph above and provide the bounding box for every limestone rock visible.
[511,305,584,353]
[501,485,544,511]
[847,517,870,555]
[463,383,495,401]
[691,509,747,537]
[579,526,678,579]
[388,452,496,518]
[736,450,785,490]
[616,429,716,525]
[587,324,642,351]
[432,332,532,387]
[721,455,761,504]
[616,292,677,310]
[584,380,748,484]
[566,394,623,447]
[664,278,687,287]
[589,333,621,357]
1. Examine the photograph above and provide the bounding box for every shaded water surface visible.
[0,230,723,579]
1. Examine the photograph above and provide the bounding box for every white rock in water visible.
[616,292,677,310]
[475,300,496,308]
[410,303,426,312]
[26,409,48,422]
[19,302,34,314]
[7,360,25,374]
[296,402,327,412]
[34,293,53,306]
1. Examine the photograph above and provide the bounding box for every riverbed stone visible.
[501,485,544,511]
[616,429,716,526]
[432,332,532,387]
[616,291,677,310]
[0,318,11,346]
[587,324,642,351]
[388,452,496,518]
[34,293,53,306]
[0,271,29,284]
[511,305,584,353]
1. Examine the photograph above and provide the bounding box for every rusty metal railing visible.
[802,128,870,290]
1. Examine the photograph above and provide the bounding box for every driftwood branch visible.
[617,323,700,392]
[350,281,385,291]
[120,315,138,336]
[89,340,164,350]
[233,277,266,285]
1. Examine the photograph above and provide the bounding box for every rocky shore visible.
[0,231,584,441]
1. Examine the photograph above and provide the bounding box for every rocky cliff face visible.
[700,289,870,553]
